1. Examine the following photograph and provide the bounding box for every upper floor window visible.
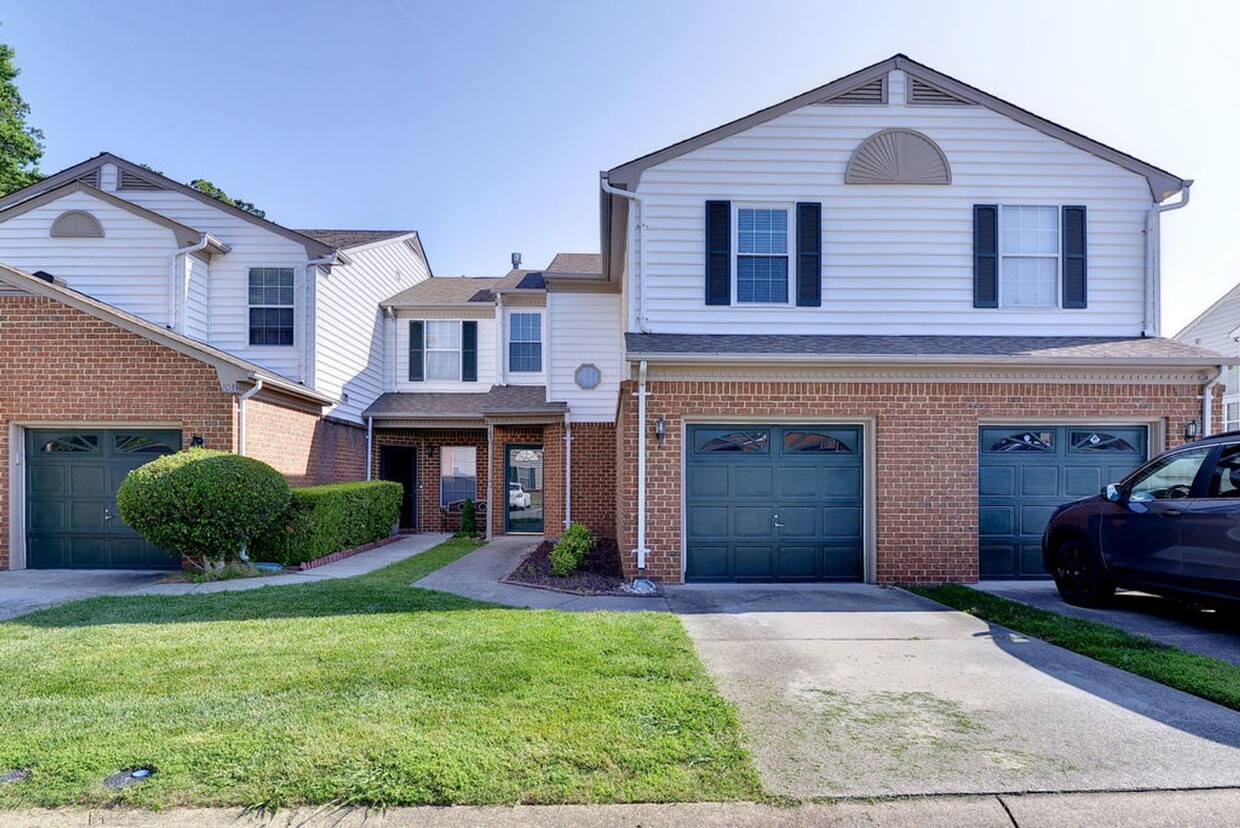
[408,319,478,383]
[735,207,790,304]
[248,267,294,346]
[509,312,542,373]
[1000,206,1059,308]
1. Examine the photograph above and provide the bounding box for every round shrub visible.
[550,522,596,577]
[117,448,292,570]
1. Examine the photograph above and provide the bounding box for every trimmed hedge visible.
[251,481,403,567]
[117,449,291,570]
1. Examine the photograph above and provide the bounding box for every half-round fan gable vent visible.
[845,129,951,185]
[50,210,104,238]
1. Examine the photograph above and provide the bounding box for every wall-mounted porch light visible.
[653,416,666,444]
[189,435,204,448]
[1185,419,1200,441]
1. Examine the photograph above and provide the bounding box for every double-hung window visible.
[248,267,294,345]
[425,321,462,381]
[735,206,790,304]
[440,446,476,506]
[999,206,1059,308]
[509,312,542,373]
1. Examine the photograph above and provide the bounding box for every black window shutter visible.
[462,321,478,382]
[408,320,424,382]
[796,202,822,307]
[1062,205,1087,309]
[705,200,731,305]
[973,205,999,308]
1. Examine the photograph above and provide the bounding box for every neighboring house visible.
[364,254,623,541]
[0,153,430,570]
[1175,284,1240,431]
[597,54,1229,584]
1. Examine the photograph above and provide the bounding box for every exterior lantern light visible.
[654,416,666,444]
[1185,419,1200,441]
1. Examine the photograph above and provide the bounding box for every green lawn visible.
[0,539,759,809]
[910,584,1240,712]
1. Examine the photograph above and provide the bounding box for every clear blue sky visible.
[3,0,1236,333]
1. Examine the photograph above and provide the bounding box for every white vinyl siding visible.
[394,313,497,393]
[0,189,181,326]
[628,68,1153,336]
[184,255,210,341]
[1174,287,1240,431]
[547,291,624,422]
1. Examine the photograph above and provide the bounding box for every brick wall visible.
[372,428,488,533]
[0,296,234,568]
[568,421,616,540]
[615,377,1210,584]
[245,397,366,485]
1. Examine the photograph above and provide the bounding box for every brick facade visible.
[246,398,366,485]
[568,421,616,539]
[490,424,554,538]
[372,429,489,533]
[615,376,1212,585]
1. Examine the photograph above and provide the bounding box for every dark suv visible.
[1042,431,1240,607]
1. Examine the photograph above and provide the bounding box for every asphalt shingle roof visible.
[295,229,415,249]
[363,385,566,419]
[545,253,602,276]
[624,334,1229,363]
[382,269,544,307]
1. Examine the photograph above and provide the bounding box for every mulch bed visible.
[503,537,659,597]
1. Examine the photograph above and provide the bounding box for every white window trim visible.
[1224,392,1240,432]
[733,202,794,306]
[423,320,464,382]
[247,266,297,348]
[508,311,543,373]
[997,205,1061,310]
[440,445,477,506]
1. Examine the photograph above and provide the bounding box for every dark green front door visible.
[506,445,544,534]
[686,424,864,582]
[978,425,1148,579]
[26,428,182,569]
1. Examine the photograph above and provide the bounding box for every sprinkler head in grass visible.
[103,767,154,788]
[0,768,30,784]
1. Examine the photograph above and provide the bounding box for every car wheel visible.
[1051,536,1115,608]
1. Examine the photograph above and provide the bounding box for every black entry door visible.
[506,445,544,534]
[379,446,417,530]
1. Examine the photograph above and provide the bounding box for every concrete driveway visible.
[977,580,1240,665]
[0,569,165,621]
[666,583,1240,798]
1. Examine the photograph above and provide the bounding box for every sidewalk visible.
[7,788,1240,827]
[413,535,670,612]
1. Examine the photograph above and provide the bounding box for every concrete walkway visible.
[8,788,1240,827]
[413,535,670,612]
[976,580,1240,665]
[0,534,451,620]
[667,582,1240,799]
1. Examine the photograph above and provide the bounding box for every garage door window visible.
[1070,431,1138,453]
[783,431,854,453]
[39,434,98,453]
[114,434,179,454]
[694,430,769,454]
[987,430,1053,452]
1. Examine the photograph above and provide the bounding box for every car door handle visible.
[1162,509,1183,517]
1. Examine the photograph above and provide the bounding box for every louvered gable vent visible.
[907,77,973,106]
[74,170,100,188]
[117,169,167,191]
[817,77,886,105]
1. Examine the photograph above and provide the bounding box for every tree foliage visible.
[0,41,44,195]
[188,178,266,218]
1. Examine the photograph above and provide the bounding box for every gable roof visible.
[600,54,1188,282]
[0,261,334,405]
[0,153,338,260]
[382,268,544,308]
[296,229,417,250]
[1175,283,1240,346]
[545,253,602,276]
[0,180,230,255]
[362,385,566,424]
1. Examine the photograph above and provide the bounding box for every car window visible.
[1128,448,1211,501]
[1206,443,1240,499]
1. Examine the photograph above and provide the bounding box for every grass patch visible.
[909,584,1240,712]
[0,537,759,809]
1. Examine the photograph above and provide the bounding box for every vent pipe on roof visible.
[511,252,521,270]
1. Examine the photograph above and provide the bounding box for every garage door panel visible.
[29,501,65,531]
[822,506,861,537]
[778,467,817,497]
[69,501,107,531]
[979,466,1015,497]
[821,467,861,498]
[686,545,729,579]
[978,505,1013,536]
[777,545,816,578]
[1020,504,1058,537]
[688,467,728,498]
[70,464,107,496]
[823,545,864,578]
[1064,466,1102,497]
[68,536,107,568]
[28,465,65,495]
[1020,466,1059,496]
[735,468,774,497]
[980,543,1017,576]
[27,535,65,567]
[733,545,774,578]
[779,507,818,537]
[734,507,774,536]
[688,506,729,537]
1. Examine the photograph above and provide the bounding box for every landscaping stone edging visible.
[292,533,409,571]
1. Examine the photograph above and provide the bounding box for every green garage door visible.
[978,425,1148,579]
[26,429,182,569]
[686,424,864,582]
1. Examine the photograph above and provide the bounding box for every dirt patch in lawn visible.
[503,538,660,596]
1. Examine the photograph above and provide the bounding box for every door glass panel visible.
[39,434,98,453]
[506,446,543,534]
[783,431,853,453]
[113,434,178,454]
[1070,432,1137,453]
[987,431,1054,453]
[1128,448,1210,501]
[1206,444,1240,499]
[694,430,769,454]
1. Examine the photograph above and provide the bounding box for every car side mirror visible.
[1104,483,1126,503]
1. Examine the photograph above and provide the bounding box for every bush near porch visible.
[251,481,402,568]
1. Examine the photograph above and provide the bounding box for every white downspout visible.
[1204,367,1226,438]
[1143,181,1193,337]
[600,173,650,333]
[563,413,572,529]
[635,360,649,570]
[366,416,374,480]
[170,233,210,333]
[236,379,264,456]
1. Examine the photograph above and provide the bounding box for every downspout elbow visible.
[601,173,650,334]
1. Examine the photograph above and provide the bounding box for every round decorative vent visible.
[574,363,601,390]
[845,129,951,185]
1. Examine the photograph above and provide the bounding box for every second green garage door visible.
[686,424,864,582]
[978,425,1148,579]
